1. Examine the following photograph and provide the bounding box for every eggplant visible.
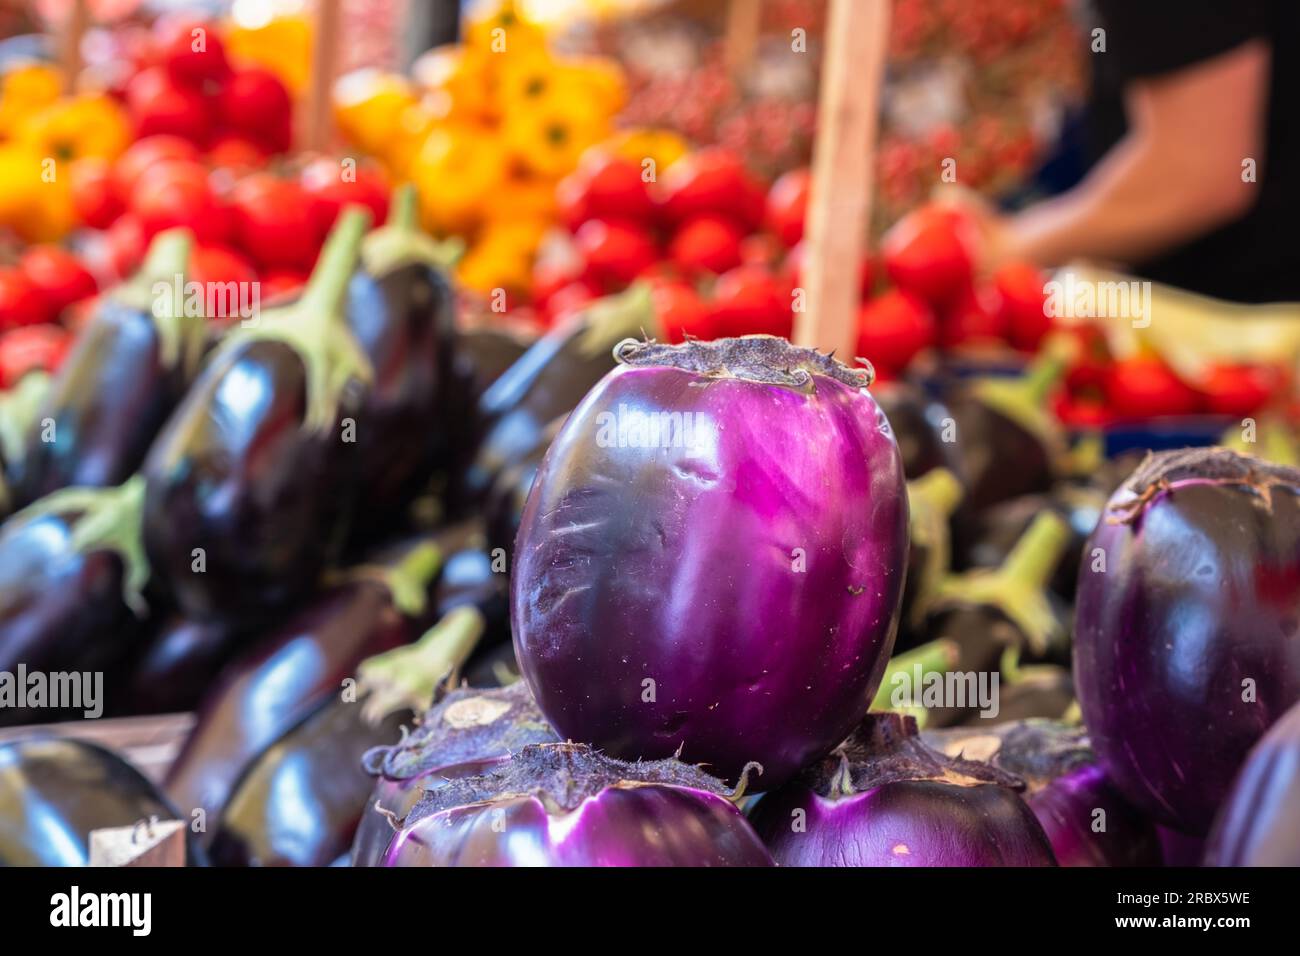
[0,477,150,726]
[482,414,565,562]
[943,347,1067,513]
[12,232,202,507]
[0,371,51,517]
[209,606,488,866]
[899,468,963,640]
[142,211,373,622]
[872,381,962,481]
[900,511,1071,727]
[750,713,1056,866]
[975,663,1076,725]
[1075,448,1300,834]
[1206,698,1300,866]
[353,678,558,866]
[163,534,443,827]
[450,286,656,510]
[125,614,260,716]
[382,741,773,867]
[927,721,1161,867]
[344,186,459,537]
[0,736,203,866]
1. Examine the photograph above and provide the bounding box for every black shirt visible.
[1088,0,1300,303]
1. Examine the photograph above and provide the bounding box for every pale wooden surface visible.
[794,0,891,360]
[301,0,343,151]
[0,712,195,784]
[89,819,187,867]
[60,0,89,92]
[722,0,763,79]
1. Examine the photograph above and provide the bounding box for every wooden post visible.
[60,0,89,93]
[793,0,890,359]
[89,818,187,867]
[301,0,343,152]
[723,0,763,81]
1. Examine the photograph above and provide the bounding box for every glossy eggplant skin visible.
[0,511,141,727]
[12,301,187,507]
[143,338,363,621]
[872,382,961,481]
[345,262,455,533]
[0,737,204,866]
[163,577,407,828]
[208,698,407,867]
[125,615,258,716]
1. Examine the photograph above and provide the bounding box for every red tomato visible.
[556,151,655,230]
[658,148,765,229]
[191,243,257,285]
[207,135,268,171]
[218,69,293,153]
[154,14,230,86]
[300,157,390,233]
[855,289,936,374]
[70,159,125,230]
[881,204,976,306]
[125,66,211,143]
[993,261,1051,351]
[230,173,326,272]
[940,284,1008,348]
[783,240,875,300]
[574,219,659,291]
[1104,356,1203,420]
[1199,364,1284,417]
[652,280,713,343]
[104,215,148,279]
[0,325,71,387]
[709,265,792,338]
[739,232,783,268]
[129,160,230,244]
[669,214,745,275]
[18,246,97,317]
[0,269,53,330]
[545,281,601,327]
[1053,393,1113,429]
[531,257,595,313]
[113,135,203,197]
[260,269,309,303]
[765,168,810,248]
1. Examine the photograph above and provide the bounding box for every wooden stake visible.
[794,0,891,359]
[60,0,89,93]
[723,0,763,81]
[301,0,343,152]
[89,818,187,867]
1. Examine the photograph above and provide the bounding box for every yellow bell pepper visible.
[482,173,558,225]
[415,44,500,125]
[333,70,420,158]
[224,14,312,95]
[464,0,546,55]
[607,127,690,173]
[558,57,627,117]
[0,63,63,139]
[381,103,438,181]
[0,143,75,241]
[411,125,509,236]
[502,96,609,179]
[457,231,535,297]
[0,144,41,229]
[16,94,131,164]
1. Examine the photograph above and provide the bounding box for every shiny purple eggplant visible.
[352,678,558,866]
[382,741,772,867]
[142,210,373,621]
[750,713,1056,866]
[513,337,908,786]
[125,614,260,716]
[1074,448,1300,834]
[1206,699,1300,866]
[872,381,962,481]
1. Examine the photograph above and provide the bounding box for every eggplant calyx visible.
[872,639,960,718]
[574,283,659,357]
[0,370,50,470]
[109,229,203,375]
[214,208,375,434]
[615,331,874,391]
[927,720,1093,794]
[356,606,486,725]
[361,184,464,275]
[1108,447,1300,525]
[930,511,1070,656]
[10,475,150,615]
[969,343,1068,447]
[333,541,442,618]
[905,469,964,626]
[803,713,1026,799]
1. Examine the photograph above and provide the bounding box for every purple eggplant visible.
[1075,448,1300,834]
[451,287,656,510]
[899,468,963,640]
[0,371,51,517]
[125,614,259,716]
[481,414,564,562]
[163,535,443,826]
[0,736,203,866]
[11,231,202,507]
[352,678,558,867]
[1206,699,1300,866]
[872,381,961,481]
[928,721,1161,867]
[512,336,908,786]
[750,713,1056,866]
[0,477,150,725]
[382,741,772,867]
[142,210,373,622]
[344,186,459,537]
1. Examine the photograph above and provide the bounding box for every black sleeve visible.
[1092,0,1271,80]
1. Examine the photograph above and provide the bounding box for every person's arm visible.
[977,40,1270,269]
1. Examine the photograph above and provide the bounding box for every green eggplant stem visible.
[389,183,419,232]
[111,229,197,370]
[578,283,659,357]
[362,185,461,273]
[872,639,960,712]
[908,468,964,520]
[1000,511,1070,593]
[377,542,442,618]
[356,606,486,724]
[301,206,371,317]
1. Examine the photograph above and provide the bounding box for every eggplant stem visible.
[110,229,201,373]
[361,184,463,274]
[905,469,964,626]
[356,606,486,725]
[576,283,658,357]
[332,542,443,618]
[872,639,960,713]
